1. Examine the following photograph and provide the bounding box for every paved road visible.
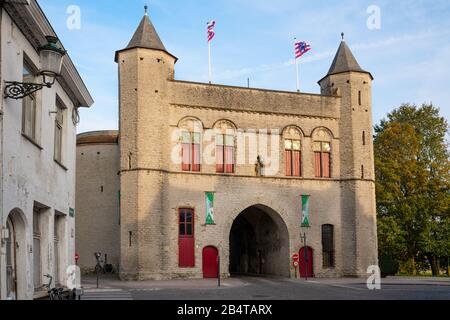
[81,276,450,300]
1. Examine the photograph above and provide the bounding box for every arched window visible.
[283,126,302,177]
[313,128,332,178]
[179,118,203,172]
[214,120,236,174]
[322,224,335,268]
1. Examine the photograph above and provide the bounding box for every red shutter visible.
[182,143,191,171]
[314,152,322,177]
[286,150,292,176]
[293,151,301,177]
[192,144,201,172]
[225,146,234,173]
[216,146,224,173]
[323,152,331,178]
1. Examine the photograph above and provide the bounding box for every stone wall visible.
[75,132,120,272]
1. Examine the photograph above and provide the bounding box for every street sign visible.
[292,253,300,266]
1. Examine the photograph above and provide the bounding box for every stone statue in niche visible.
[255,156,264,176]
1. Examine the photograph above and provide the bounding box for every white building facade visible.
[0,1,93,300]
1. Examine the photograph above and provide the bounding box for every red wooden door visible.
[179,209,195,267]
[299,247,314,278]
[202,246,219,278]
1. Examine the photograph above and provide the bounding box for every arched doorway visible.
[299,247,314,278]
[5,209,27,300]
[229,205,290,277]
[202,246,219,278]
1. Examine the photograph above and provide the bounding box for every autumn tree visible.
[374,103,450,275]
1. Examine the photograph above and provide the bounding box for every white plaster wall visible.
[0,10,76,300]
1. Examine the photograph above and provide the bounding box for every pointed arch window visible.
[214,120,236,174]
[182,131,201,172]
[285,139,302,177]
[216,134,235,173]
[283,126,303,177]
[312,128,332,178]
[179,118,203,173]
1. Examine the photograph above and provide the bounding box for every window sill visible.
[21,133,43,150]
[54,159,68,171]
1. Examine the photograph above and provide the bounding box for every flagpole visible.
[294,37,300,92]
[208,39,212,84]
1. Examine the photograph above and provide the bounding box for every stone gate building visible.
[76,12,378,279]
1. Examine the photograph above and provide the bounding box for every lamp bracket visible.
[4,81,48,100]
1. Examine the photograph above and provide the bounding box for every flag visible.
[294,40,311,59]
[207,20,216,42]
[301,195,311,227]
[206,192,215,225]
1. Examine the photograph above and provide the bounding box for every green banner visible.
[301,195,310,228]
[206,192,215,225]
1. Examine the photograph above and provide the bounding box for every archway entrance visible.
[6,216,17,300]
[229,205,290,277]
[5,209,27,300]
[202,246,219,278]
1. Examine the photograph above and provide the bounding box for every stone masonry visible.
[77,13,378,280]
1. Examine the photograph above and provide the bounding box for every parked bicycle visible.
[44,274,83,300]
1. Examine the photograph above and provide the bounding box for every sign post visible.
[217,254,221,288]
[292,253,300,278]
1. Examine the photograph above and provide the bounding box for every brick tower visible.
[115,9,177,279]
[319,36,378,275]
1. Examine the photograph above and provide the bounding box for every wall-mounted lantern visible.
[4,36,66,100]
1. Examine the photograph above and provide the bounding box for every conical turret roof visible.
[115,12,177,62]
[126,15,167,52]
[319,39,372,83]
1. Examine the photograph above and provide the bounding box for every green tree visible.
[374,103,450,276]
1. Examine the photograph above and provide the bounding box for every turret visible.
[319,35,374,181]
[319,35,378,276]
[115,7,177,279]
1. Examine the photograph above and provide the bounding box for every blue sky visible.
[38,0,450,133]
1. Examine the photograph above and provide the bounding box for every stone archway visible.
[5,209,28,300]
[229,204,290,277]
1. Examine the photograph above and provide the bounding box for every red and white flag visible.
[293,38,311,92]
[207,20,216,42]
[294,40,311,59]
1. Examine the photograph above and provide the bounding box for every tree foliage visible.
[374,103,450,275]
